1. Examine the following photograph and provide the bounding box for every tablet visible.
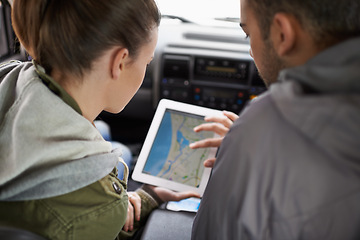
[132,99,223,196]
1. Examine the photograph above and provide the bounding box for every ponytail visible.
[11,0,48,59]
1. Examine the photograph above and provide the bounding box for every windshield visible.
[156,0,240,26]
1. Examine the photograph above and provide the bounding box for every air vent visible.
[163,55,190,79]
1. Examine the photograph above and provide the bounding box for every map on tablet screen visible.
[142,109,214,187]
[132,99,222,195]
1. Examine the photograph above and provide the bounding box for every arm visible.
[121,185,200,237]
[190,110,239,168]
[191,120,251,240]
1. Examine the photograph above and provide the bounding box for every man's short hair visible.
[248,0,360,48]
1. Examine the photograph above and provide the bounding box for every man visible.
[192,0,360,239]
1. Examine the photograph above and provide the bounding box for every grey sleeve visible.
[191,120,253,240]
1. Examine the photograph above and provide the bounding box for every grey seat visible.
[141,209,196,240]
[0,226,47,240]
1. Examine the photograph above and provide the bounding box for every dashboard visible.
[119,19,265,116]
[156,23,265,113]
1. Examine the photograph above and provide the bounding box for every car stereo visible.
[159,54,266,113]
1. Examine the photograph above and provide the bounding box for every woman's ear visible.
[270,13,297,57]
[110,48,129,80]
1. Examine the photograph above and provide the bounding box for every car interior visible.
[0,0,266,239]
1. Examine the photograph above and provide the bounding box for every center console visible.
[159,53,265,113]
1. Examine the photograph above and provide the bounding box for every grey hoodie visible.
[0,61,120,201]
[192,37,360,239]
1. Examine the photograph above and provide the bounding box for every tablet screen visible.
[142,109,214,188]
[132,99,222,195]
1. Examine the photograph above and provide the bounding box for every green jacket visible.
[0,61,159,239]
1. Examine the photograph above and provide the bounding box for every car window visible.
[156,0,240,26]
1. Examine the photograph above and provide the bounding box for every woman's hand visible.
[123,192,141,232]
[189,110,238,168]
[151,186,200,202]
[122,187,200,232]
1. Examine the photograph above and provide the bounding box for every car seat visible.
[0,226,47,240]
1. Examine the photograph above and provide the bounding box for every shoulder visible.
[213,87,306,181]
[0,61,32,82]
[224,91,282,149]
[210,91,283,182]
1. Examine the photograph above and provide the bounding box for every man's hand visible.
[190,111,239,168]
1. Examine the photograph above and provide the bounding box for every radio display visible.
[203,88,235,99]
[206,66,237,74]
[194,57,249,83]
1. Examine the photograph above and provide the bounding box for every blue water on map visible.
[177,128,189,149]
[159,120,189,176]
[143,111,172,176]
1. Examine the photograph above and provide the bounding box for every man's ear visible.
[110,48,129,80]
[271,13,297,57]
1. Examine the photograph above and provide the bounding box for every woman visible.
[0,0,198,239]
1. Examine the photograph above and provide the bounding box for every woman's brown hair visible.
[11,0,160,77]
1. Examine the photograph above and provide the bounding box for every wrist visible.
[137,185,164,206]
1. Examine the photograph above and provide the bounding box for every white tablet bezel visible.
[132,99,223,196]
